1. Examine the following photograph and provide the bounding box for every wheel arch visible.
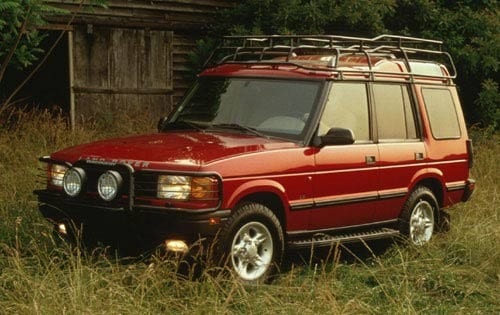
[416,178,444,208]
[238,192,287,231]
[409,168,445,208]
[226,180,289,230]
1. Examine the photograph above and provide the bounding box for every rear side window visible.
[373,84,417,141]
[319,83,370,142]
[422,88,461,139]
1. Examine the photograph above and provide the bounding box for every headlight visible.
[63,167,86,197]
[49,164,68,187]
[157,175,191,200]
[97,171,123,201]
[157,175,219,200]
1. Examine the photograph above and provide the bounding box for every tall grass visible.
[0,109,498,314]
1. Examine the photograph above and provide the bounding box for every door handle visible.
[415,152,424,161]
[365,155,376,165]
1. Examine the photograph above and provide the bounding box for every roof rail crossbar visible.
[212,59,456,82]
[213,34,456,80]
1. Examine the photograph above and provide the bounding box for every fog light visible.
[57,223,67,235]
[63,167,86,197]
[165,240,188,253]
[97,170,123,201]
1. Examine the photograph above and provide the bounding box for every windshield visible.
[167,77,322,141]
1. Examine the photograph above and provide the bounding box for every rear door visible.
[310,82,379,229]
[372,83,425,221]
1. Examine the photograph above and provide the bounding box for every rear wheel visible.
[400,187,438,245]
[220,202,284,283]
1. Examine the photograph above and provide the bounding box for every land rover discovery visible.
[36,34,475,282]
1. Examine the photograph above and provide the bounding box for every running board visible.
[287,228,400,249]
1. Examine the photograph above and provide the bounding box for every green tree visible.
[475,79,500,129]
[0,0,64,83]
[211,0,396,36]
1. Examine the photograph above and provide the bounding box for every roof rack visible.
[206,34,457,82]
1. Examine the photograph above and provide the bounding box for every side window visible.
[373,84,417,141]
[422,88,461,139]
[319,83,370,142]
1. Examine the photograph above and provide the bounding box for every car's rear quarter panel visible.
[415,84,471,207]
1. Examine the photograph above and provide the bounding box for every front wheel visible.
[220,202,284,283]
[399,187,438,245]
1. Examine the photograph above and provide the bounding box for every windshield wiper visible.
[162,120,205,132]
[210,123,269,139]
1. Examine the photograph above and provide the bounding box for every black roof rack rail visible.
[205,34,457,81]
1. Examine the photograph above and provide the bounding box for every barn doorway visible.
[1,31,70,113]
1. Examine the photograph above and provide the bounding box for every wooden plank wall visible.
[45,0,233,121]
[72,26,174,119]
[172,33,198,105]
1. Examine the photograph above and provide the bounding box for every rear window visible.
[422,88,461,139]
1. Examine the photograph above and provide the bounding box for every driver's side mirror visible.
[319,127,355,146]
[157,117,168,132]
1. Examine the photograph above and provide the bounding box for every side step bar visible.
[287,228,400,249]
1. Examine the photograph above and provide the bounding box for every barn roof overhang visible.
[44,0,234,31]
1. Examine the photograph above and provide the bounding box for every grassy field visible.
[0,109,498,314]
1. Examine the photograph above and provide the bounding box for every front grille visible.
[134,172,158,198]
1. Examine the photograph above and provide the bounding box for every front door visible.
[311,82,379,230]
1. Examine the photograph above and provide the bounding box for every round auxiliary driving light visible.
[97,171,123,201]
[63,167,86,197]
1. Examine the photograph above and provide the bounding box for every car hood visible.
[50,131,298,171]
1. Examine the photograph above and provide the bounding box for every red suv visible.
[36,35,475,282]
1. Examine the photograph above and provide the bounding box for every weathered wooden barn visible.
[40,0,233,126]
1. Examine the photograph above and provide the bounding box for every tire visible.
[399,186,438,246]
[219,202,284,283]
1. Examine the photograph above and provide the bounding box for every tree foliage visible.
[388,0,499,129]
[206,0,499,129]
[210,0,396,36]
[0,1,65,75]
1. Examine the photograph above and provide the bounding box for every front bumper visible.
[35,190,230,253]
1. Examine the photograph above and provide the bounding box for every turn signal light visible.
[191,177,219,200]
